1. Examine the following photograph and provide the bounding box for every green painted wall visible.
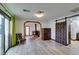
[11,16,16,46]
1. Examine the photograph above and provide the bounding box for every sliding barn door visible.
[56,21,67,45]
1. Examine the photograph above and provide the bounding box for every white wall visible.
[15,19,56,39]
[70,17,79,40]
[15,19,48,36]
[16,19,24,34]
[67,16,79,40]
[40,19,56,40]
[47,20,56,40]
[71,21,77,40]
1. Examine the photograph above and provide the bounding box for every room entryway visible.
[68,16,79,45]
[25,26,30,36]
[24,21,42,40]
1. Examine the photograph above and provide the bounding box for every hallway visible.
[6,37,79,55]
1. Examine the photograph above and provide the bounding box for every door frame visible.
[0,9,11,54]
[24,21,42,39]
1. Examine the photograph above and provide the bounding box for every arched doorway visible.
[24,21,42,39]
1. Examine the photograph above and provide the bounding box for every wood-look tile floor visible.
[6,37,79,55]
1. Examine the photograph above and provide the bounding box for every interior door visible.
[56,21,67,45]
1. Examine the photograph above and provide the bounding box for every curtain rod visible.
[0,3,13,16]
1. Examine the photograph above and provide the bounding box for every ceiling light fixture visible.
[35,10,45,18]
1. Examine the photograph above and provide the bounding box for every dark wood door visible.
[76,33,79,41]
[42,28,51,40]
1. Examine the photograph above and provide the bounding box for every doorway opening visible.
[24,21,42,40]
[68,16,79,45]
[25,26,30,36]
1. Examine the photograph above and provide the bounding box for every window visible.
[0,14,5,55]
[5,17,10,52]
[0,14,2,55]
[0,9,11,55]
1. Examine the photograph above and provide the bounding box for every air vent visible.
[23,9,30,12]
[71,7,79,12]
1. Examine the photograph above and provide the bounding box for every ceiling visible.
[4,3,79,21]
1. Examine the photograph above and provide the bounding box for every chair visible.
[16,33,22,44]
